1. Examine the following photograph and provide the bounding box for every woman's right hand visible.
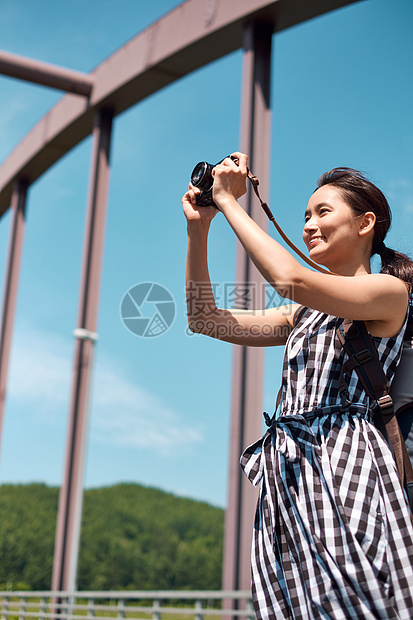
[182,183,219,225]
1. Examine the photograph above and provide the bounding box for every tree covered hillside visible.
[0,483,224,591]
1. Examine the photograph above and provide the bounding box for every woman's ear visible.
[358,211,376,238]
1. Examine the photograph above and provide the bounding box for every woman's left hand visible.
[212,151,248,209]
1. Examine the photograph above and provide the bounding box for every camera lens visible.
[191,161,215,192]
[191,162,207,187]
[190,159,224,208]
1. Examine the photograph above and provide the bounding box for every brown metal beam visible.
[222,20,273,597]
[0,50,94,96]
[0,0,362,214]
[51,108,113,593]
[0,178,28,451]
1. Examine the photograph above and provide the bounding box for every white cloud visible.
[8,327,72,418]
[7,325,202,454]
[90,360,203,453]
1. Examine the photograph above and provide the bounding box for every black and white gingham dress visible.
[241,308,413,619]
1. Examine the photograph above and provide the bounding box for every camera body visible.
[190,156,237,207]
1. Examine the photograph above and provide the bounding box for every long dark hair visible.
[316,167,413,286]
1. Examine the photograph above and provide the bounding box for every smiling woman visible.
[315,167,413,278]
[183,155,413,619]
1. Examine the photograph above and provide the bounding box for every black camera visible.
[190,156,237,207]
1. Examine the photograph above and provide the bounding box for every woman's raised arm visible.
[183,184,295,347]
[211,153,409,338]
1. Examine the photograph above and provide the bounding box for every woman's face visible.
[302,185,366,269]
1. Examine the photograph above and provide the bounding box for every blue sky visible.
[0,0,412,508]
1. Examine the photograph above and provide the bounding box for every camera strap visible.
[246,170,335,276]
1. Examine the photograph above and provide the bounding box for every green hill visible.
[0,483,224,591]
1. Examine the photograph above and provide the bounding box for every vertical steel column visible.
[52,108,113,593]
[223,21,273,596]
[0,178,28,451]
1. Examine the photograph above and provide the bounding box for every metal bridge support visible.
[52,108,113,592]
[0,178,28,455]
[222,20,273,597]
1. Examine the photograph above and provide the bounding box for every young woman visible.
[183,153,413,619]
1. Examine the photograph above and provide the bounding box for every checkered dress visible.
[241,308,413,619]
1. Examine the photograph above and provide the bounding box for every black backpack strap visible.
[336,319,393,416]
[336,319,413,513]
[404,293,413,343]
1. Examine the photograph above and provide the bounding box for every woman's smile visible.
[308,235,326,248]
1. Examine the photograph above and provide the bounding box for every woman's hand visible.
[182,183,218,226]
[212,151,248,209]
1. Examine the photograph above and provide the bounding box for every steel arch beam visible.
[0,0,361,214]
[0,50,94,96]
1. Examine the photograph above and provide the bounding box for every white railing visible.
[0,591,255,620]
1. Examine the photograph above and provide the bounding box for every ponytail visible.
[378,245,413,287]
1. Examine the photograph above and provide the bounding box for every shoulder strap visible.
[336,319,392,414]
[404,295,413,343]
[336,319,413,511]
